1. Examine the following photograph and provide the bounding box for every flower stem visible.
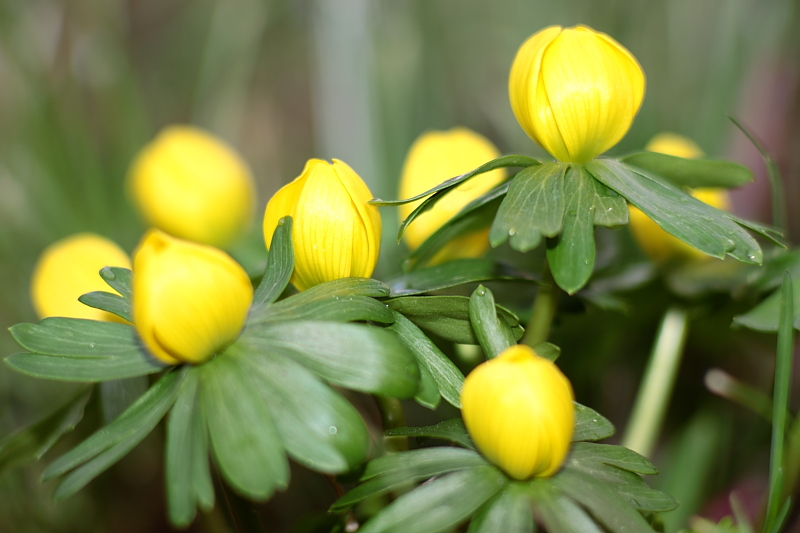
[622,306,689,458]
[376,395,407,451]
[522,262,560,347]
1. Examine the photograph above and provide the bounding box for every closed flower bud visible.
[128,126,255,248]
[31,233,131,322]
[263,159,381,291]
[399,128,506,264]
[629,133,730,263]
[133,229,253,365]
[460,345,574,479]
[509,25,645,164]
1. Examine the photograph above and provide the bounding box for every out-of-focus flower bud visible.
[128,126,255,248]
[460,344,574,479]
[31,233,131,322]
[629,133,730,263]
[509,25,645,164]
[263,159,381,291]
[399,128,506,264]
[132,229,253,365]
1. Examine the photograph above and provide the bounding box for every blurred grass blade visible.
[704,368,773,421]
[729,492,754,533]
[253,216,293,307]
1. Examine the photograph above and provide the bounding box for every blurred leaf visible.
[202,355,289,500]
[469,285,515,358]
[546,166,597,294]
[747,250,800,293]
[734,271,800,332]
[388,258,537,296]
[330,448,487,513]
[78,292,132,323]
[253,216,294,307]
[44,369,185,499]
[0,388,91,471]
[356,466,507,533]
[165,369,214,527]
[100,377,148,423]
[573,403,615,442]
[666,258,753,298]
[490,163,566,250]
[529,479,604,533]
[729,493,754,533]
[388,311,464,408]
[532,342,560,362]
[384,419,474,450]
[99,267,133,300]
[467,483,534,533]
[242,321,419,399]
[621,152,753,188]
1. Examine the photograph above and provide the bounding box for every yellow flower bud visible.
[128,125,256,248]
[399,128,506,264]
[30,233,131,322]
[509,25,645,164]
[460,345,574,479]
[263,159,381,291]
[628,134,730,263]
[132,229,253,365]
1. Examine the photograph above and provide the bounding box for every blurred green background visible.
[1,0,799,531]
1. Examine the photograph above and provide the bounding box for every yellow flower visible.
[399,128,506,264]
[460,344,574,479]
[30,233,131,322]
[509,25,645,164]
[128,125,255,248]
[263,159,381,291]
[628,133,730,263]
[132,229,253,365]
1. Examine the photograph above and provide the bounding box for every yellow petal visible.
[30,233,131,322]
[128,126,255,248]
[133,230,253,365]
[460,345,574,479]
[398,128,506,263]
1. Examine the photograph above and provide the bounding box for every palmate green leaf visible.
[532,341,561,362]
[79,292,132,323]
[386,295,523,345]
[240,320,419,399]
[100,377,149,423]
[569,442,657,475]
[469,285,515,358]
[384,419,475,450]
[7,319,165,382]
[98,266,133,299]
[528,479,604,533]
[357,465,507,533]
[621,152,754,188]
[253,216,294,307]
[388,258,537,296]
[467,483,535,533]
[0,388,91,472]
[43,369,185,499]
[572,403,615,442]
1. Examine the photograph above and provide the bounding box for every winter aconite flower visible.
[629,133,730,263]
[132,229,253,365]
[509,25,645,163]
[399,128,506,264]
[31,233,131,322]
[460,344,574,479]
[263,159,381,291]
[128,126,255,248]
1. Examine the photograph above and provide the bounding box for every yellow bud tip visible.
[263,158,382,291]
[460,345,575,479]
[398,128,506,264]
[132,229,253,365]
[30,233,131,322]
[509,25,645,163]
[128,125,256,249]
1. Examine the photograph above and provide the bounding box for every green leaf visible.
[0,388,91,471]
[546,166,596,294]
[78,292,132,323]
[614,484,679,513]
[734,273,800,332]
[573,403,615,442]
[532,342,560,362]
[591,179,628,227]
[388,312,465,408]
[588,159,763,264]
[490,163,567,250]
[569,442,658,475]
[255,294,393,324]
[467,483,534,533]
[241,321,419,399]
[388,258,537,296]
[413,355,442,410]
[621,152,754,188]
[528,479,604,533]
[330,448,487,513]
[384,419,475,450]
[253,216,294,307]
[100,377,148,423]
[469,285,515,358]
[165,369,214,527]
[99,266,133,300]
[44,370,185,499]
[201,355,289,500]
[357,466,507,533]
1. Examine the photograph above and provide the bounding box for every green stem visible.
[622,306,689,458]
[522,263,561,347]
[376,396,407,451]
